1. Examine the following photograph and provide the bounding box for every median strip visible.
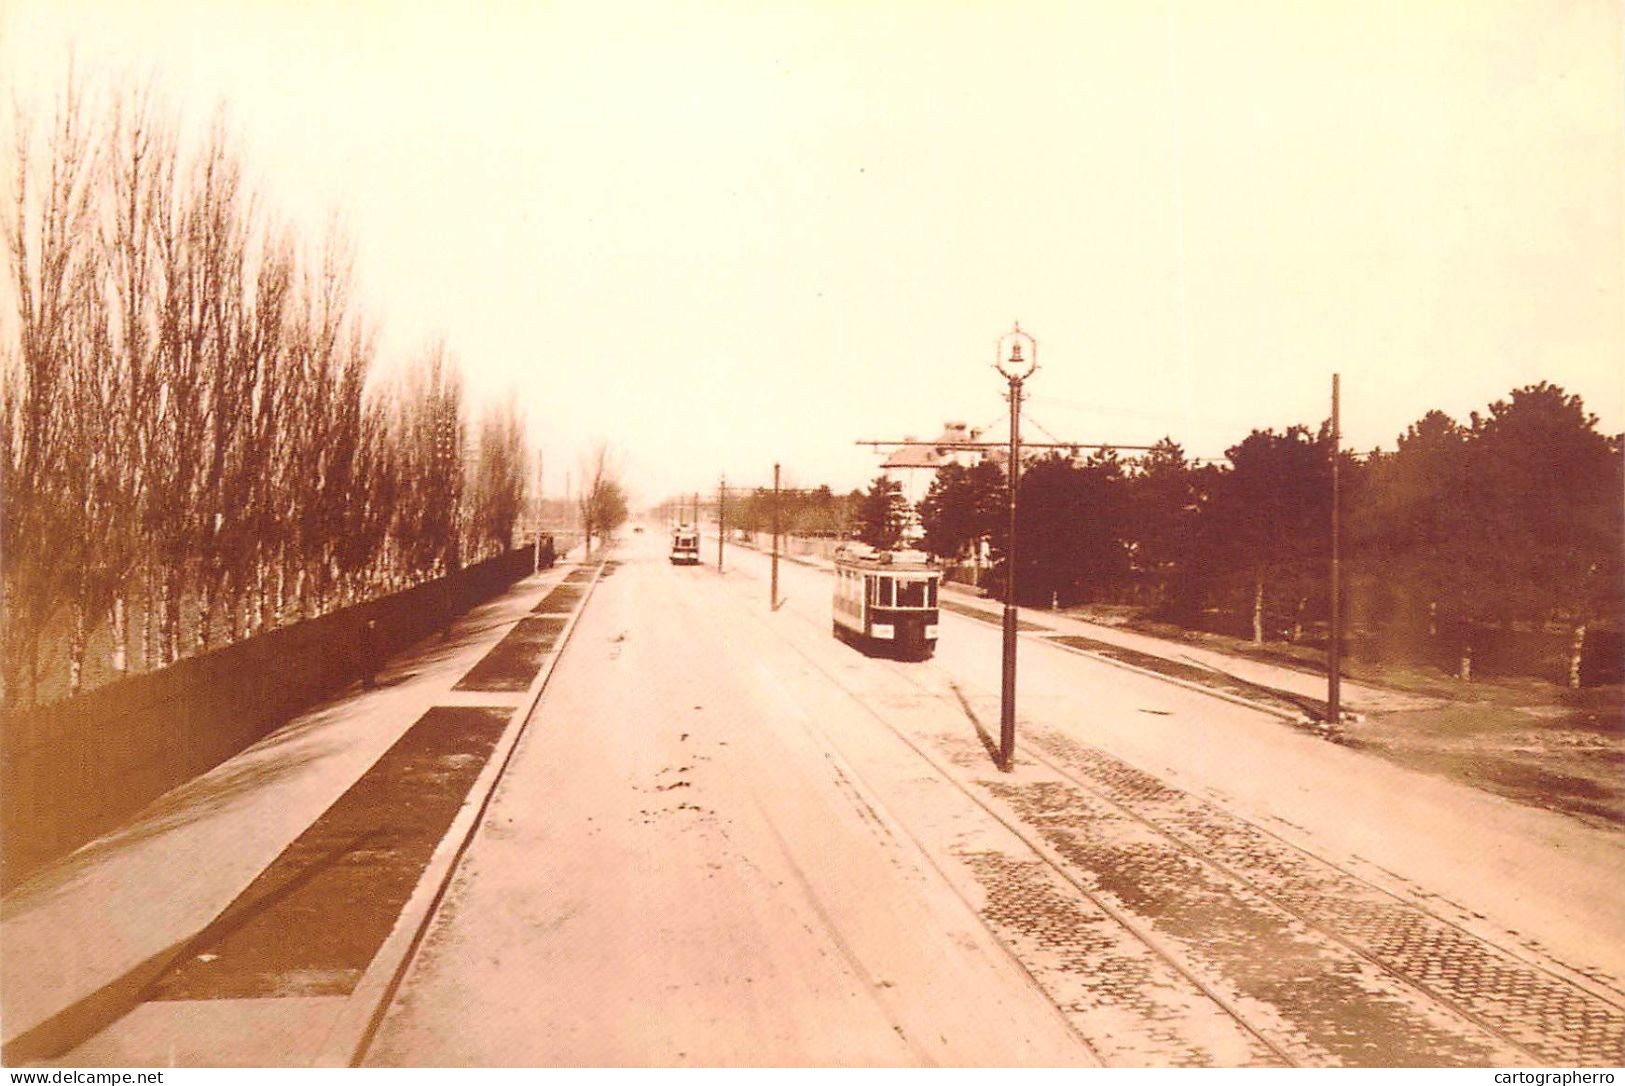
[147,707,511,1001]
[453,617,569,692]
[531,583,584,614]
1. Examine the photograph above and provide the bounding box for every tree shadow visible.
[3,739,334,906]
[143,826,388,1000]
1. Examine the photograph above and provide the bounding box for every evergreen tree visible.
[854,475,908,550]
[1199,426,1330,643]
[918,460,1005,561]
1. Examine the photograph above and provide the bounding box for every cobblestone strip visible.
[957,848,1284,1067]
[1029,729,1625,1067]
[969,771,1520,1066]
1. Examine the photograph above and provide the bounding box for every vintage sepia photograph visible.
[1,0,1621,1073]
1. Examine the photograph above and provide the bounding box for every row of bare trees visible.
[3,83,532,707]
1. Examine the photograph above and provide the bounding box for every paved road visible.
[365,537,1092,1066]
[367,533,1625,1066]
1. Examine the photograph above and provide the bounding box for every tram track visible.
[895,651,1623,1066]
[1019,720,1625,1053]
[703,565,1297,1064]
[912,642,1625,1063]
[708,551,1625,1065]
[783,648,1300,1065]
[747,547,1625,1016]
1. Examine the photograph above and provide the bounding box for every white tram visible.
[831,543,941,660]
[670,525,701,565]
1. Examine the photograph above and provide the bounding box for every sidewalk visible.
[0,553,591,1065]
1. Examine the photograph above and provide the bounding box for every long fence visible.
[1,547,538,890]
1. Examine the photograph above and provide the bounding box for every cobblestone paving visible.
[1028,730,1625,1066]
[730,577,1621,1066]
[976,774,1516,1066]
[960,849,1283,1067]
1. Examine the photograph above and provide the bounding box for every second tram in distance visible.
[831,543,941,660]
[670,525,701,564]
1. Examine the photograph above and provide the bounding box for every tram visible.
[670,525,701,565]
[831,543,941,660]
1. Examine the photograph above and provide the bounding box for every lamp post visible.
[994,323,1037,771]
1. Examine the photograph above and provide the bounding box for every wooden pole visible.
[771,462,781,609]
[1329,373,1342,728]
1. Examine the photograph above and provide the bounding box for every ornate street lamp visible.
[994,323,1036,771]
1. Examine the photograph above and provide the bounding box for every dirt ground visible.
[1062,604,1624,832]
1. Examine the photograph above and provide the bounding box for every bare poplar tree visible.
[226,222,292,638]
[101,84,175,673]
[4,76,501,703]
[577,442,628,556]
[186,115,255,651]
[469,400,528,560]
[3,81,103,703]
[389,339,464,582]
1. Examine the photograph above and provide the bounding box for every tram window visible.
[871,576,893,607]
[895,579,926,608]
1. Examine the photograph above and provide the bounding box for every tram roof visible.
[832,543,939,573]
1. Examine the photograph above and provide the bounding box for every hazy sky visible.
[3,0,1620,501]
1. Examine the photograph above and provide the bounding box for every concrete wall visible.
[1,548,536,889]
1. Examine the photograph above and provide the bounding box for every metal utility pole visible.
[771,462,781,610]
[1329,373,1342,728]
[718,476,726,573]
[995,325,1037,772]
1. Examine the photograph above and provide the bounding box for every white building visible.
[880,421,985,506]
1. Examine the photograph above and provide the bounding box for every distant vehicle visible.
[670,525,701,565]
[633,525,645,534]
[832,543,940,660]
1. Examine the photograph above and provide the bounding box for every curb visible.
[310,552,613,1067]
